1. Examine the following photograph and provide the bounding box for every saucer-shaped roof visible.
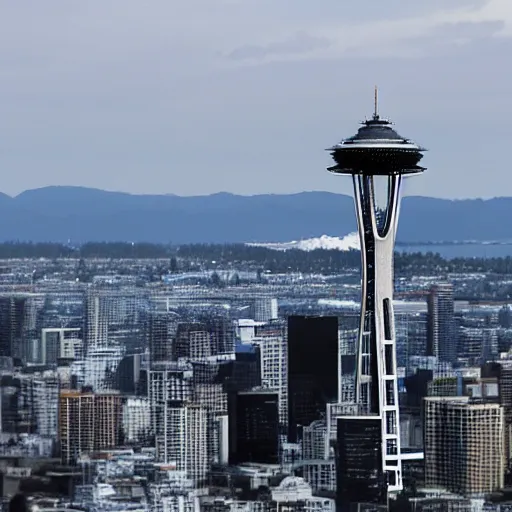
[327,115,426,176]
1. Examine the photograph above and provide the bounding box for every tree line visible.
[0,241,511,275]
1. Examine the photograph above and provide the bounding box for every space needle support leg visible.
[352,173,404,492]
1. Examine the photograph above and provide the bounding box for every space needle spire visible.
[374,85,379,119]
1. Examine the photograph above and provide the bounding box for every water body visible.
[397,244,512,259]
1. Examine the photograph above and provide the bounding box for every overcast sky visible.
[0,0,511,199]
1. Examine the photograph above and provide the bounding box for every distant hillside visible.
[0,186,508,243]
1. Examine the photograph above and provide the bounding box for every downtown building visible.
[252,321,289,431]
[287,315,338,443]
[424,396,504,496]
[228,389,279,465]
[427,283,456,364]
[59,389,123,464]
[0,292,45,363]
[149,361,208,486]
[122,396,151,445]
[482,361,512,475]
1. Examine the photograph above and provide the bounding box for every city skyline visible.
[1,2,512,509]
[0,247,509,510]
[1,1,512,199]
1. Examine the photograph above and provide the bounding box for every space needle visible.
[327,89,426,496]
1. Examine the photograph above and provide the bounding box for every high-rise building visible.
[303,419,328,461]
[287,315,338,442]
[83,346,123,392]
[149,361,209,484]
[0,372,58,435]
[38,327,82,365]
[201,314,235,356]
[122,396,151,444]
[192,358,231,465]
[481,361,512,471]
[0,294,41,361]
[336,416,388,510]
[0,373,21,433]
[116,353,143,394]
[459,326,498,365]
[424,396,504,496]
[84,290,145,354]
[149,362,193,408]
[148,311,173,365]
[427,283,455,363]
[59,390,123,464]
[84,292,113,351]
[228,389,279,465]
[226,347,261,394]
[155,402,208,486]
[338,326,358,404]
[28,372,60,437]
[395,311,428,367]
[174,322,208,361]
[253,298,278,323]
[254,331,288,430]
[326,92,426,496]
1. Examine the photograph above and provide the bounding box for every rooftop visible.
[343,116,408,142]
[326,93,426,175]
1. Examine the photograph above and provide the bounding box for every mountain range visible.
[0,186,509,244]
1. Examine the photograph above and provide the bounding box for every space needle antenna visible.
[374,85,379,119]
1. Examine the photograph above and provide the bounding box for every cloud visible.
[407,20,505,52]
[227,31,331,61]
[218,0,512,65]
